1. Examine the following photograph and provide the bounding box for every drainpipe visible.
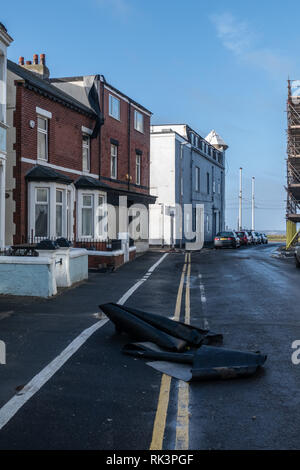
[128,101,131,191]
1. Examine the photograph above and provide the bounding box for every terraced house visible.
[5,55,154,266]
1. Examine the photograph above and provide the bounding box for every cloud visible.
[210,12,291,76]
[96,0,132,16]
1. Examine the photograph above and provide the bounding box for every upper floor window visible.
[37,116,48,161]
[207,172,210,194]
[82,134,90,172]
[195,167,200,192]
[109,94,120,120]
[134,110,144,133]
[111,144,118,179]
[195,135,198,147]
[136,153,141,185]
[190,133,195,146]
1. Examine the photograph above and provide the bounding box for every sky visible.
[2,0,299,231]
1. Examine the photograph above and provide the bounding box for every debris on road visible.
[99,303,267,382]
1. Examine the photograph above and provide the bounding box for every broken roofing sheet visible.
[99,303,267,382]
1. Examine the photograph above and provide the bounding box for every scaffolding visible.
[286,80,300,248]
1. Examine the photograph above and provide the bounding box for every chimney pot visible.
[33,54,38,65]
[40,54,45,65]
[18,56,24,65]
[25,60,32,65]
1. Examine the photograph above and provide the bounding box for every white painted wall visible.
[149,132,176,245]
[0,26,13,249]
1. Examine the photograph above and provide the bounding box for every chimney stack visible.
[19,53,50,80]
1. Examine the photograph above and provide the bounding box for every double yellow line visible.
[150,253,191,450]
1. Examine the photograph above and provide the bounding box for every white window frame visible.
[136,153,141,185]
[82,133,90,173]
[37,115,48,161]
[109,94,121,121]
[28,182,75,240]
[134,109,144,133]
[56,189,63,237]
[35,187,50,238]
[77,189,107,240]
[111,144,118,179]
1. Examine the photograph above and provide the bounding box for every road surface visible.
[0,243,299,450]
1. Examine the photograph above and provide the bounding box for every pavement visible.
[0,243,300,450]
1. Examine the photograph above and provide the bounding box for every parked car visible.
[255,232,263,244]
[246,231,255,244]
[214,231,241,249]
[261,233,268,244]
[251,231,260,244]
[236,231,251,246]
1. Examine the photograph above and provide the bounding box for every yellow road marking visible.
[175,381,190,450]
[149,374,172,450]
[149,253,187,450]
[175,252,191,450]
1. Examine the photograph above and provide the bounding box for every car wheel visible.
[296,256,300,269]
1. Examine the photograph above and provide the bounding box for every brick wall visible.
[13,83,98,243]
[100,84,151,195]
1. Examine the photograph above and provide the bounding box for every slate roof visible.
[7,60,97,117]
[25,165,73,184]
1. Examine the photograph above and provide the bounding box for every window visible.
[195,135,198,147]
[67,190,72,239]
[111,144,118,179]
[134,110,144,133]
[37,116,48,161]
[82,194,93,237]
[208,146,211,157]
[207,172,210,194]
[190,133,194,146]
[98,195,106,238]
[56,190,63,237]
[35,188,49,237]
[82,134,90,172]
[136,153,141,185]
[109,94,120,120]
[195,167,200,192]
[206,214,210,232]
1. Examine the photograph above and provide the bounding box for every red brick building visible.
[5,55,155,254]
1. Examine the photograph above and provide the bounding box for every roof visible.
[74,175,110,190]
[50,75,152,115]
[205,130,228,149]
[25,165,73,184]
[7,60,97,117]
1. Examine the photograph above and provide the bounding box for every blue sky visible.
[3,0,298,231]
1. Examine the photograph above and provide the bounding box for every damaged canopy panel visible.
[99,303,267,382]
[99,303,222,351]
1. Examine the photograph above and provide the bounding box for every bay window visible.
[29,183,74,240]
[77,190,107,240]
